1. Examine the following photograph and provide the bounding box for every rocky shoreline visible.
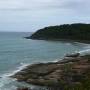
[12,53,90,89]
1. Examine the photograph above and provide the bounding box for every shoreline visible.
[0,63,29,78]
[0,63,31,90]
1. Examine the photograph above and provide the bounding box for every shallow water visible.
[0,32,89,90]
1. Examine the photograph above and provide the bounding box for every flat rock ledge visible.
[12,53,90,88]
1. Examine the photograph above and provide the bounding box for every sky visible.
[0,0,90,32]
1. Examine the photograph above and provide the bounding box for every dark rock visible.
[66,53,80,57]
[17,87,29,90]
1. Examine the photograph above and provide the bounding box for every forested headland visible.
[26,23,90,42]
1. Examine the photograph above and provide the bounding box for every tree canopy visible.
[27,23,90,41]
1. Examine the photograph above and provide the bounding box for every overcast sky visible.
[0,0,90,32]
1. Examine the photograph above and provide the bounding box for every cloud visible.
[0,0,89,10]
[0,0,90,32]
[0,0,89,16]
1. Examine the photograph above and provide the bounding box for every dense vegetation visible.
[27,23,90,41]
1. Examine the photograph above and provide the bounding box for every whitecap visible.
[0,63,29,90]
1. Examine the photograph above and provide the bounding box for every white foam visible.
[52,59,59,62]
[0,63,30,90]
[3,63,29,77]
[0,77,13,88]
[79,49,90,56]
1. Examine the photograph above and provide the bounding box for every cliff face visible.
[26,24,90,42]
[12,53,90,90]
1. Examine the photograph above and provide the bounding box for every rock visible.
[66,53,80,57]
[12,54,90,89]
[17,87,29,90]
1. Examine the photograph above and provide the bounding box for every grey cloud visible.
[0,0,89,10]
[0,0,90,32]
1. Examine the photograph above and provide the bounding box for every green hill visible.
[26,23,90,42]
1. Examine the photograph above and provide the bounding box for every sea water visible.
[0,32,90,90]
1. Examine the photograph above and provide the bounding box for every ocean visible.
[0,32,90,90]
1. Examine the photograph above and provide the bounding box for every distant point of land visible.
[26,23,90,43]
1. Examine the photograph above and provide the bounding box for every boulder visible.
[17,87,29,90]
[66,53,80,57]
